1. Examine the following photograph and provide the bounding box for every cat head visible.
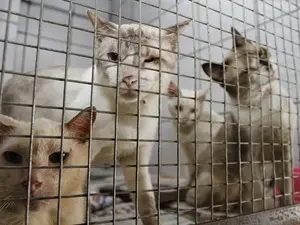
[0,107,96,214]
[202,27,276,103]
[168,81,206,127]
[87,10,191,103]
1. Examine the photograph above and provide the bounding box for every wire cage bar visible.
[0,0,300,225]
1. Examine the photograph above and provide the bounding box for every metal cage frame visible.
[0,0,300,225]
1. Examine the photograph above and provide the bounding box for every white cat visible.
[167,81,250,211]
[0,107,96,225]
[167,81,223,179]
[1,10,191,225]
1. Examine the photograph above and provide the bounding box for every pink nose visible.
[22,179,43,195]
[122,75,137,87]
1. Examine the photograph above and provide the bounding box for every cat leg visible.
[185,171,210,207]
[283,161,293,205]
[283,144,293,205]
[183,147,197,186]
[275,146,293,206]
[186,170,238,212]
[186,163,245,212]
[119,145,158,225]
[241,163,266,214]
[246,167,278,213]
[241,182,260,213]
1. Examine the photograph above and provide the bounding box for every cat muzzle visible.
[179,118,191,124]
[21,179,43,196]
[119,76,150,101]
[119,89,138,100]
[122,75,137,88]
[121,76,149,88]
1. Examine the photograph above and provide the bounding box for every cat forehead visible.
[0,119,62,153]
[12,118,60,136]
[225,44,270,66]
[119,24,169,40]
[116,24,174,50]
[1,136,61,159]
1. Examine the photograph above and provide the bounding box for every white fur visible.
[0,109,95,225]
[1,12,191,223]
[168,88,224,179]
[2,64,163,224]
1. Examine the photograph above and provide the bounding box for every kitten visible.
[1,10,191,225]
[168,81,223,179]
[167,81,250,211]
[0,107,96,225]
[202,27,297,212]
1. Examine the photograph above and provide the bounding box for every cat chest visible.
[235,93,294,126]
[235,104,282,126]
[93,115,158,150]
[117,116,158,139]
[178,123,222,157]
[179,122,222,141]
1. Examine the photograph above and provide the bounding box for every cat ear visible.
[168,81,181,97]
[0,115,19,140]
[231,27,251,48]
[87,10,118,41]
[163,19,192,50]
[65,107,97,142]
[165,20,192,34]
[202,62,224,82]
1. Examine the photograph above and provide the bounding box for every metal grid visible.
[0,0,299,225]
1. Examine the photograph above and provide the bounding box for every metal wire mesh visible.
[0,0,300,225]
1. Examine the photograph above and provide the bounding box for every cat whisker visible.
[0,200,13,211]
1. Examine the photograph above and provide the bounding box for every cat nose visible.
[22,179,43,195]
[122,75,137,88]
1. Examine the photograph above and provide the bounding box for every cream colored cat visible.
[0,107,96,225]
[1,10,191,225]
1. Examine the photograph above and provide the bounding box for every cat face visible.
[0,107,96,214]
[168,81,206,127]
[87,10,191,103]
[202,27,276,103]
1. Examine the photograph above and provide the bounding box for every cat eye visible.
[259,59,269,66]
[144,57,159,64]
[3,151,22,164]
[175,105,182,111]
[49,152,70,164]
[107,52,119,61]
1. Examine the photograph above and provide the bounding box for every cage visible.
[0,0,300,224]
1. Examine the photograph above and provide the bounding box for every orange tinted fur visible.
[0,108,95,225]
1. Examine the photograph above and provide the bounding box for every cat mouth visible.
[180,121,191,126]
[119,90,138,99]
[28,200,50,212]
[178,119,195,127]
[179,118,190,123]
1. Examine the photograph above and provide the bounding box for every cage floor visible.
[89,173,300,225]
[207,205,300,225]
[90,205,300,225]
